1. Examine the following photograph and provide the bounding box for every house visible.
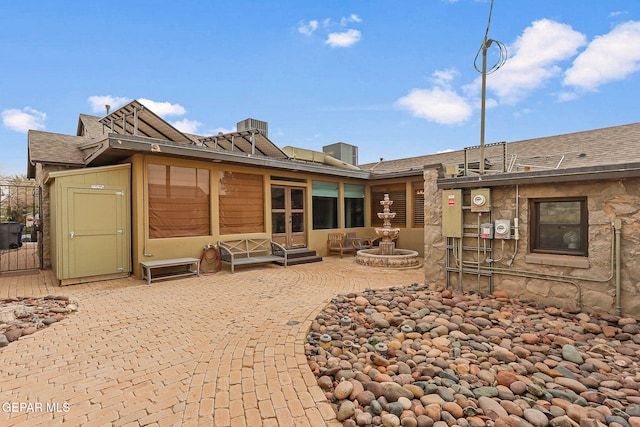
[27,100,425,284]
[365,124,640,316]
[27,100,640,316]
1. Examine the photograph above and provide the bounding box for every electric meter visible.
[494,219,511,239]
[470,189,491,212]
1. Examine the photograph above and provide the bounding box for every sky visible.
[2,0,640,177]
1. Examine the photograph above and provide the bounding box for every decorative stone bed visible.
[0,296,77,347]
[306,284,640,427]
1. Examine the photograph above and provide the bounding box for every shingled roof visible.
[27,114,106,177]
[360,122,640,176]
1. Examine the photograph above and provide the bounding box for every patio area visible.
[0,257,423,426]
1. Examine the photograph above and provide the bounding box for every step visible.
[285,248,318,259]
[274,255,323,266]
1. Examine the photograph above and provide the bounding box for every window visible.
[370,183,406,228]
[530,197,588,256]
[148,164,210,238]
[344,184,365,228]
[312,181,338,229]
[412,181,424,228]
[219,172,264,234]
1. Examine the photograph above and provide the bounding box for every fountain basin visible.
[355,248,420,268]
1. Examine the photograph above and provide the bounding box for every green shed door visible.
[64,187,128,279]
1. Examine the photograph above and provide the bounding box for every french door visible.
[271,186,306,248]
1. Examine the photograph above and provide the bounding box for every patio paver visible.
[0,257,423,426]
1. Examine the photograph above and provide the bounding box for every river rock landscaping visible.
[305,283,640,427]
[0,295,77,348]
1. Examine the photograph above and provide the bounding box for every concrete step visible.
[274,255,323,266]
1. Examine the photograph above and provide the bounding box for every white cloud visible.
[396,87,473,125]
[396,68,473,125]
[432,68,459,87]
[138,98,187,117]
[557,91,579,102]
[340,14,361,26]
[300,13,363,47]
[1,107,46,133]
[564,21,640,91]
[485,19,587,105]
[298,20,318,36]
[87,95,129,114]
[87,96,188,118]
[609,11,627,18]
[171,118,202,134]
[325,29,361,48]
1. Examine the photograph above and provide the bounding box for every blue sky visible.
[2,0,640,177]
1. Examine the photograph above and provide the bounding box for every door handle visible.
[70,231,75,239]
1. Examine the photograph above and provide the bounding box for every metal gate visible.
[0,183,43,272]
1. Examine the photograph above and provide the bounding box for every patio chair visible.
[327,233,356,258]
[345,232,370,251]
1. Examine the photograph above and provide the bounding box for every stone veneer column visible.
[423,168,447,291]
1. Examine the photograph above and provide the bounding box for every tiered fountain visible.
[355,193,420,268]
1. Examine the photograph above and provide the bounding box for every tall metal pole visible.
[480,38,492,175]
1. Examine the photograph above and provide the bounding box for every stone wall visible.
[423,171,640,316]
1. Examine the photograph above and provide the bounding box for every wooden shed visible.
[45,164,131,285]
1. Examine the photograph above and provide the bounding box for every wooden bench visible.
[140,257,200,285]
[218,238,287,273]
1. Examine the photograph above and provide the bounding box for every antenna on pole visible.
[474,0,507,175]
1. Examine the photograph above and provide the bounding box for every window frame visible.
[218,171,265,235]
[312,181,339,230]
[529,197,588,257]
[147,164,211,239]
[344,184,365,228]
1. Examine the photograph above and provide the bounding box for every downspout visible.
[615,218,622,316]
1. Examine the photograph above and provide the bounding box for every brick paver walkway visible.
[0,257,423,426]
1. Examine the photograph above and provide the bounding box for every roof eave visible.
[437,162,640,189]
[93,135,371,179]
[368,169,425,180]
